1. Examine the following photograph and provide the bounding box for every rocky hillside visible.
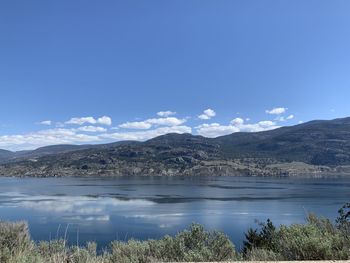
[1,117,350,177]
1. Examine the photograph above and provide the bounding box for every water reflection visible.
[0,176,349,248]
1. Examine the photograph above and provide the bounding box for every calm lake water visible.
[0,176,349,250]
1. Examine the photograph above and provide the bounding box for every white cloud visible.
[198,108,216,120]
[198,114,210,120]
[77,126,107,132]
[0,128,101,151]
[97,116,112,126]
[119,121,152,130]
[147,117,185,126]
[241,122,279,132]
[39,120,52,125]
[157,111,176,117]
[266,107,287,115]
[101,126,192,141]
[230,118,244,126]
[258,120,276,128]
[196,119,279,138]
[231,118,278,131]
[286,114,294,120]
[55,122,65,128]
[65,117,97,125]
[0,113,188,150]
[119,117,186,130]
[65,116,112,126]
[275,114,294,122]
[0,110,289,151]
[196,123,239,137]
[204,109,216,117]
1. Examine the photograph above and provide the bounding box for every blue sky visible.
[1,0,350,150]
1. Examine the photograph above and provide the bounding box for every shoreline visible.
[0,171,350,178]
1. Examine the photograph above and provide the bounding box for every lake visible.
[0,176,349,250]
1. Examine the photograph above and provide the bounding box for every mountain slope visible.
[0,141,142,164]
[214,117,350,165]
[0,149,14,160]
[1,117,350,177]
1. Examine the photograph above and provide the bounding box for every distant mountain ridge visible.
[1,117,350,177]
[0,149,13,160]
[213,117,350,165]
[0,141,141,164]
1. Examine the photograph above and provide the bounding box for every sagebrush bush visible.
[244,247,282,261]
[278,214,349,260]
[277,223,342,260]
[37,239,66,258]
[109,224,236,262]
[0,221,33,263]
[109,239,152,263]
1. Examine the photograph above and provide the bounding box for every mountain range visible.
[1,117,350,177]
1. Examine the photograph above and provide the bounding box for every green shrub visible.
[70,243,105,263]
[277,214,350,260]
[277,223,338,260]
[243,218,277,254]
[109,224,236,262]
[37,239,66,258]
[148,235,185,261]
[0,221,33,263]
[243,212,350,260]
[162,224,235,262]
[109,239,152,263]
[337,202,350,236]
[244,247,282,261]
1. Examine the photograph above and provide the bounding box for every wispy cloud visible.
[119,121,152,130]
[97,116,112,125]
[196,118,279,138]
[275,114,294,122]
[65,117,97,125]
[157,111,176,117]
[39,120,52,125]
[0,128,101,150]
[198,108,216,120]
[265,107,287,115]
[101,126,192,141]
[147,117,186,126]
[286,114,294,120]
[196,123,239,137]
[65,116,112,126]
[119,117,186,130]
[77,126,107,132]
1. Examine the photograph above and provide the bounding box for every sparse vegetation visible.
[1,204,349,262]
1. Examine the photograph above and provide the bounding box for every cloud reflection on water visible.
[1,192,155,222]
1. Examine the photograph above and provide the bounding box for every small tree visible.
[336,203,350,236]
[243,218,277,255]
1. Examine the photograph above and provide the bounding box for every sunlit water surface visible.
[0,176,349,250]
